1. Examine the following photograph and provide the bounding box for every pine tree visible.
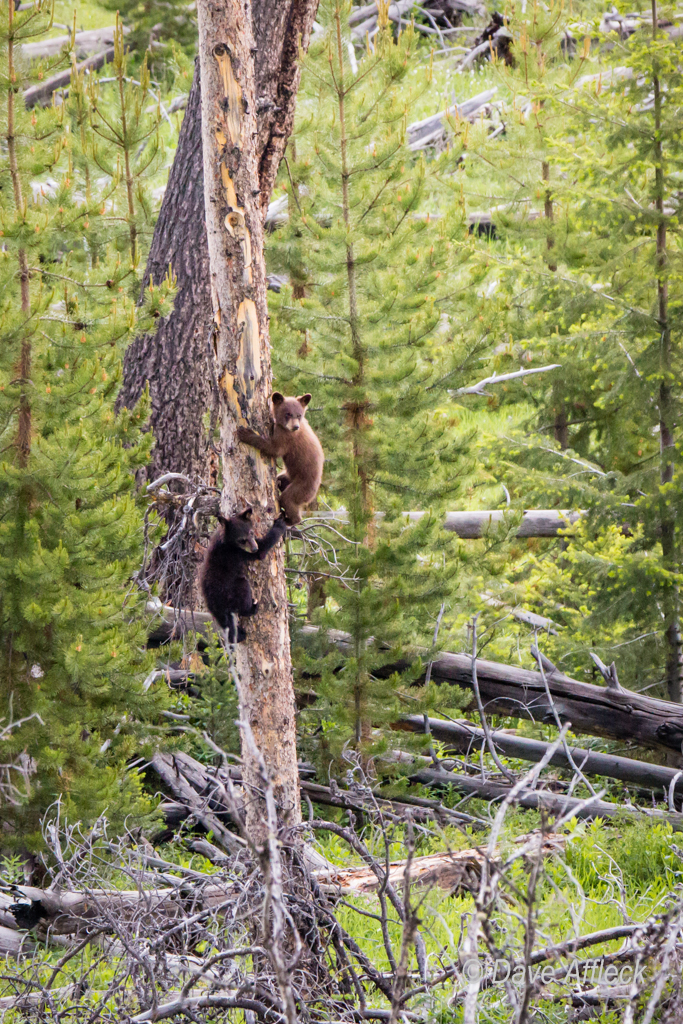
[0,2,174,846]
[268,1,491,768]
[460,0,683,697]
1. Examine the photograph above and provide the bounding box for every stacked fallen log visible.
[410,765,683,830]
[349,0,485,43]
[420,652,683,758]
[21,26,127,61]
[298,625,683,758]
[407,87,500,150]
[401,715,683,798]
[149,751,485,844]
[145,609,683,758]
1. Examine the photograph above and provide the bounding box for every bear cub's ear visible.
[217,514,230,528]
[271,392,285,406]
[297,393,312,408]
[238,506,253,520]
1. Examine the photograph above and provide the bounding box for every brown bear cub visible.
[199,508,286,643]
[237,393,324,526]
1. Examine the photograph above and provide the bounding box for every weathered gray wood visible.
[420,651,683,759]
[0,925,33,958]
[21,26,127,60]
[298,625,683,759]
[402,716,683,796]
[442,509,582,538]
[411,766,683,830]
[151,752,245,854]
[23,46,116,108]
[307,508,582,537]
[407,88,498,150]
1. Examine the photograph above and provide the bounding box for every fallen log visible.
[407,87,499,151]
[411,766,683,830]
[313,830,565,895]
[442,509,581,538]
[421,653,683,760]
[9,885,186,933]
[308,508,582,537]
[151,752,245,854]
[401,716,683,797]
[349,0,415,41]
[146,603,213,645]
[299,625,683,759]
[21,25,127,61]
[0,924,33,957]
[23,46,116,108]
[0,985,79,1011]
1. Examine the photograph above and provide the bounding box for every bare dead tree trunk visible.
[119,2,319,489]
[196,0,318,843]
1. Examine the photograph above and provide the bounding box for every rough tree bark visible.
[117,62,214,487]
[119,1,319,487]
[195,0,318,843]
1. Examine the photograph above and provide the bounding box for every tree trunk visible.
[195,0,318,844]
[119,1,320,489]
[117,61,215,488]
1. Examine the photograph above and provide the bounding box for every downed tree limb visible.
[450,363,561,396]
[479,591,559,633]
[21,25,128,61]
[312,828,565,894]
[151,752,245,854]
[23,46,117,108]
[407,87,499,150]
[299,626,683,759]
[411,765,683,829]
[401,716,683,798]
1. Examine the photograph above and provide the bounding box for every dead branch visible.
[21,25,128,60]
[300,624,683,757]
[24,47,117,108]
[400,715,683,797]
[450,363,561,396]
[411,763,683,829]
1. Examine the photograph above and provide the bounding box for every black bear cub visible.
[199,508,286,643]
